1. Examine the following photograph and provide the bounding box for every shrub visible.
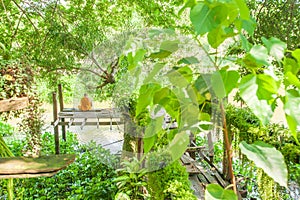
[147,160,196,200]
[0,132,119,199]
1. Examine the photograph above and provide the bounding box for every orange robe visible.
[78,97,92,111]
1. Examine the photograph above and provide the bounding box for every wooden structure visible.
[181,152,230,199]
[52,84,123,154]
[0,154,75,179]
[0,97,29,112]
[0,94,75,179]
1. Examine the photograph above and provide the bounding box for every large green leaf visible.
[283,57,300,75]
[285,71,300,89]
[261,37,287,61]
[205,184,237,200]
[211,69,239,99]
[178,0,197,16]
[256,74,279,100]
[153,87,180,120]
[240,18,256,36]
[127,49,146,70]
[167,131,189,161]
[239,74,274,125]
[249,45,270,66]
[167,66,193,88]
[143,63,165,84]
[234,0,250,20]
[208,26,235,48]
[144,116,164,153]
[240,34,252,52]
[177,56,199,65]
[239,141,288,187]
[136,83,161,117]
[284,90,300,144]
[190,3,226,35]
[291,49,300,63]
[149,40,179,59]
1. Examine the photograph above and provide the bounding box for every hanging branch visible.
[11,0,38,32]
[11,12,24,42]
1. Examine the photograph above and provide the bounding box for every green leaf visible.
[234,0,250,20]
[284,90,300,144]
[205,184,237,200]
[256,74,279,100]
[128,49,146,70]
[178,0,197,16]
[239,141,288,187]
[144,116,164,153]
[240,34,251,52]
[211,69,239,99]
[149,40,179,59]
[283,57,300,75]
[285,71,300,89]
[249,45,270,66]
[143,63,165,84]
[177,56,199,65]
[153,87,180,120]
[291,49,300,63]
[241,18,256,36]
[136,83,161,117]
[208,26,235,48]
[262,37,287,61]
[148,29,176,38]
[190,3,226,35]
[239,74,273,125]
[167,131,189,161]
[160,40,179,53]
[167,66,193,88]
[149,50,172,59]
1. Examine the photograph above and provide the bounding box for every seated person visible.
[78,93,92,111]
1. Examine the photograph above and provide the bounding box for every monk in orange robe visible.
[78,93,92,111]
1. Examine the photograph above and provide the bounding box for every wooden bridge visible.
[51,84,123,154]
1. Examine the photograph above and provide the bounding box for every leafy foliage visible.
[0,132,119,199]
[248,0,300,49]
[147,160,196,200]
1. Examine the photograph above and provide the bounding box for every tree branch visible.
[12,0,38,32]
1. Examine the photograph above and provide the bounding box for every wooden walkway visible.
[181,153,230,199]
[57,108,123,129]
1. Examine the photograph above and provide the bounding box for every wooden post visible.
[58,84,66,141]
[53,92,60,154]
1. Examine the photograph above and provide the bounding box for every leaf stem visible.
[220,102,237,194]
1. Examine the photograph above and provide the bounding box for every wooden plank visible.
[181,154,192,165]
[53,119,59,127]
[188,156,218,184]
[0,97,29,112]
[197,173,209,184]
[59,112,122,119]
[53,92,60,154]
[211,167,229,188]
[57,121,122,126]
[0,154,75,176]
[198,168,218,184]
[181,154,201,174]
[189,174,205,200]
[0,172,59,179]
[68,118,74,128]
[58,84,66,141]
[80,118,87,130]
